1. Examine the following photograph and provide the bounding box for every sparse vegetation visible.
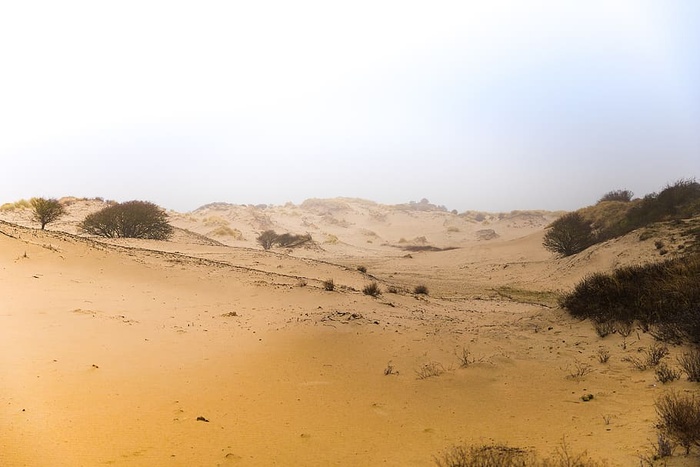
[0,199,31,211]
[357,265,367,273]
[415,362,445,379]
[567,360,593,379]
[434,439,603,467]
[655,390,700,455]
[322,279,335,291]
[80,200,173,239]
[30,197,66,230]
[542,212,595,257]
[363,282,381,297]
[623,344,669,371]
[456,347,481,368]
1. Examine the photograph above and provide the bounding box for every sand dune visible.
[1,199,697,466]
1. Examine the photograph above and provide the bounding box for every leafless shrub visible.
[655,363,681,384]
[434,438,603,467]
[623,355,649,371]
[596,348,611,364]
[323,279,335,291]
[638,433,674,466]
[624,343,669,370]
[647,343,670,367]
[384,362,397,376]
[434,444,533,467]
[415,362,445,380]
[456,347,482,368]
[567,360,594,379]
[594,320,615,338]
[615,321,634,338]
[655,391,700,454]
[678,347,700,382]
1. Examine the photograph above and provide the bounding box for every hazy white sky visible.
[1,0,698,212]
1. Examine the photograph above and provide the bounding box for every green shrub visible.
[30,197,66,230]
[80,200,173,240]
[542,212,595,257]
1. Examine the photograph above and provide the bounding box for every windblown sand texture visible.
[1,198,698,466]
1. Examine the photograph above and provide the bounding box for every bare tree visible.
[256,230,278,250]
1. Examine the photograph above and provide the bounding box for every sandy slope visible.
[1,200,698,466]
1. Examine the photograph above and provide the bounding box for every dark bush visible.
[30,197,66,230]
[322,279,335,291]
[363,282,381,297]
[357,265,367,273]
[414,284,429,295]
[624,179,700,233]
[560,253,700,343]
[542,212,595,257]
[598,189,634,203]
[80,200,173,239]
